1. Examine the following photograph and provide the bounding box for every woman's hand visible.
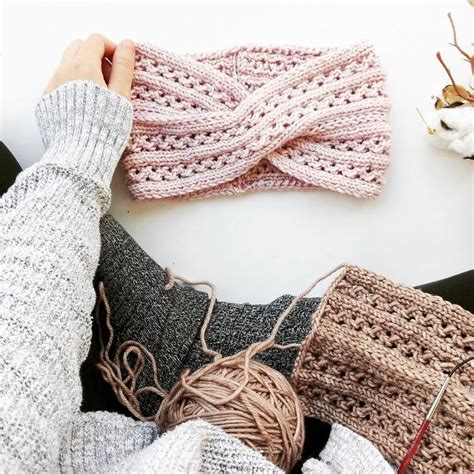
[43,34,135,100]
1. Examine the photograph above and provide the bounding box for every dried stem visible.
[447,12,474,76]
[416,108,436,135]
[436,52,474,103]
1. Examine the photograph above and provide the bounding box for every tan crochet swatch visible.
[291,265,473,472]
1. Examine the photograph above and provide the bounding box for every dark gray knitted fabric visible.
[185,296,318,376]
[86,215,318,418]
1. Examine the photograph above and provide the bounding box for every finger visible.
[108,39,135,99]
[61,39,83,62]
[77,33,116,64]
[102,57,113,83]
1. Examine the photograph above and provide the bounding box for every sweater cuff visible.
[319,424,394,473]
[35,80,133,186]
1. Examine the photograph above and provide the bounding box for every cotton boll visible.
[423,105,474,159]
[438,106,474,158]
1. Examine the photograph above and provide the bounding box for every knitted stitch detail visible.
[125,43,391,200]
[291,265,474,473]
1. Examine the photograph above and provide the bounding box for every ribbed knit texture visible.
[125,43,391,200]
[60,411,160,472]
[36,80,133,199]
[292,265,474,472]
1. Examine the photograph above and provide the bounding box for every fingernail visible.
[119,39,134,50]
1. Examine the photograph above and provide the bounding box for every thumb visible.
[108,39,135,100]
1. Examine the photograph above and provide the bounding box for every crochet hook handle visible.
[397,418,431,474]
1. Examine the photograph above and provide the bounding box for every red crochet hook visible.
[397,356,473,474]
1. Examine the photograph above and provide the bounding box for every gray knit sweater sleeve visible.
[0,80,133,472]
[0,80,282,474]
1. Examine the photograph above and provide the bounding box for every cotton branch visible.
[447,12,474,75]
[435,12,474,102]
[436,52,474,102]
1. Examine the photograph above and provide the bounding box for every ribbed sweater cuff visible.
[35,80,133,186]
[319,424,394,472]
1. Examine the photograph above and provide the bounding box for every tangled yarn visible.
[124,43,391,200]
[96,267,342,470]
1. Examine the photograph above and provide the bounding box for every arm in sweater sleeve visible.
[0,80,133,472]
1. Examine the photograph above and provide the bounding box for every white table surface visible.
[1,1,473,303]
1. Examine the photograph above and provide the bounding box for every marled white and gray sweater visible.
[0,80,394,473]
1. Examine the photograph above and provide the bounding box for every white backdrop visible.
[1,1,473,303]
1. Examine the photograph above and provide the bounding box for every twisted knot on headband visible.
[125,43,391,200]
[95,266,346,470]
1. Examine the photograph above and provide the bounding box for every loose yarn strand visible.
[165,267,220,359]
[95,282,168,421]
[246,263,348,358]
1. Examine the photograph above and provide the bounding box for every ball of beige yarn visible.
[158,356,305,471]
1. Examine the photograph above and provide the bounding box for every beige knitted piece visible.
[291,265,473,472]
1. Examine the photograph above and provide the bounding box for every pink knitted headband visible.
[125,43,391,200]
